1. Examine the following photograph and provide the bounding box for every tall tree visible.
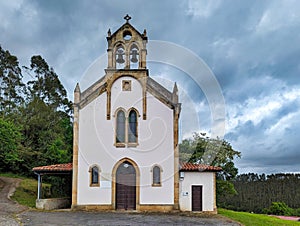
[0,45,25,116]
[26,55,71,113]
[19,55,73,172]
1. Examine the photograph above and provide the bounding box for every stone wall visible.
[36,198,71,210]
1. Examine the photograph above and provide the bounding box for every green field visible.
[219,208,299,226]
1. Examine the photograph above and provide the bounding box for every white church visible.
[69,15,222,212]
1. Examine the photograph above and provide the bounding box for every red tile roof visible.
[32,162,221,173]
[180,162,222,172]
[32,163,73,173]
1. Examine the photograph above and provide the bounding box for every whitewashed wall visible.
[179,172,215,211]
[77,76,174,205]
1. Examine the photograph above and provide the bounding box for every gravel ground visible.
[19,210,241,226]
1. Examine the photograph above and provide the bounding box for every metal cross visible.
[124,14,131,23]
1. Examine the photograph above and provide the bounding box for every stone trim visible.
[72,104,79,206]
[89,165,101,187]
[80,76,105,100]
[72,205,114,211]
[76,73,181,118]
[146,77,180,110]
[139,204,174,212]
[122,80,132,91]
[107,22,147,43]
[151,164,163,187]
[113,107,139,147]
[106,90,111,120]
[79,82,107,110]
[72,204,178,212]
[105,70,148,120]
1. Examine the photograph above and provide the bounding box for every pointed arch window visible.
[152,165,162,187]
[128,110,137,143]
[89,165,100,187]
[115,108,139,147]
[116,110,126,144]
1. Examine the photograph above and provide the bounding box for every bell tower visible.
[106,14,148,70]
[105,15,149,120]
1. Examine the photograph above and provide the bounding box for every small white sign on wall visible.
[101,181,112,188]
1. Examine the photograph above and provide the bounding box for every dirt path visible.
[0,177,28,226]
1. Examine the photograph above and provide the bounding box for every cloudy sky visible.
[1,0,300,174]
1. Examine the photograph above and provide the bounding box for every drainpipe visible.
[34,172,41,199]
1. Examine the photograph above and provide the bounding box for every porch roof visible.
[32,163,72,174]
[180,162,222,172]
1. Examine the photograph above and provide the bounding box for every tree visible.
[0,117,23,172]
[26,55,72,113]
[0,45,25,116]
[179,132,241,206]
[180,132,241,180]
[222,173,300,213]
[18,56,73,172]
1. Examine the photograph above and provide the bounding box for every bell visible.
[130,49,138,63]
[116,51,125,64]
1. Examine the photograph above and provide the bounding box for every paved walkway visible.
[0,176,240,225]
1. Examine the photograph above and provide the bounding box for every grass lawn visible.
[11,177,40,208]
[219,208,300,226]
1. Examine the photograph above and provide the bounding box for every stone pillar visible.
[140,48,147,69]
[72,83,80,208]
[173,95,181,210]
[106,90,111,120]
[107,48,113,69]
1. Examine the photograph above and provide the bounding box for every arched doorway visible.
[116,161,136,210]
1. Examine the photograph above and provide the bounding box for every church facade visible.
[72,16,220,212]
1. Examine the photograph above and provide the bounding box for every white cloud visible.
[228,98,281,130]
[226,77,300,133]
[266,110,300,136]
[255,0,300,34]
[185,0,221,18]
[0,0,23,29]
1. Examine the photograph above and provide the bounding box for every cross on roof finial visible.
[124,14,131,23]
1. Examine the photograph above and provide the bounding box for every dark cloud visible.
[1,0,299,174]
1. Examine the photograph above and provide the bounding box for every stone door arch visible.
[112,158,140,210]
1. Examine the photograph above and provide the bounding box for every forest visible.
[219,173,300,214]
[0,45,73,176]
[1,44,299,213]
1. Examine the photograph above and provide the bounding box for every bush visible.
[263,202,294,216]
[293,208,300,217]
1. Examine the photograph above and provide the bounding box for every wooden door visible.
[192,185,203,211]
[116,162,136,210]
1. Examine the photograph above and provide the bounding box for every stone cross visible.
[124,14,131,23]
